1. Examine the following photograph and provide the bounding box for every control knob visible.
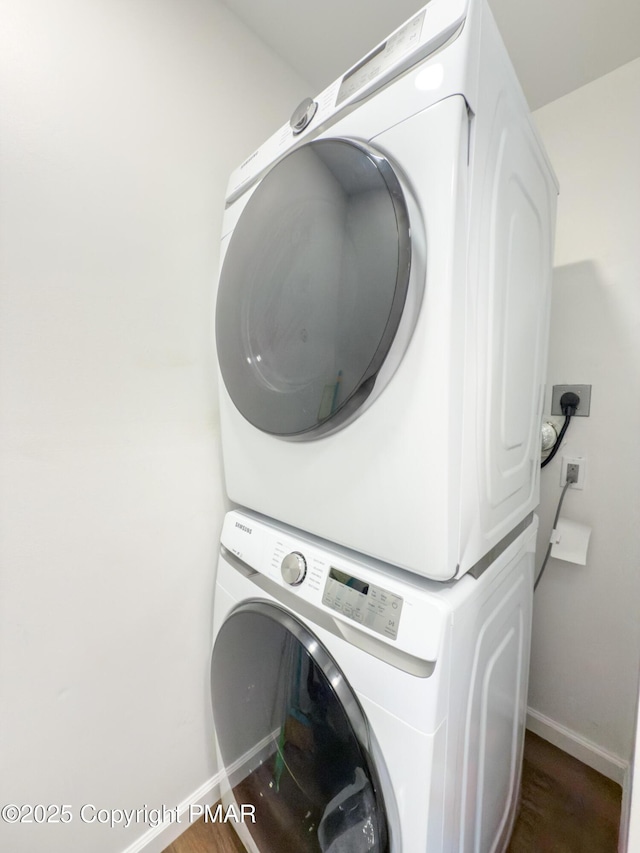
[289,98,318,135]
[281,551,307,586]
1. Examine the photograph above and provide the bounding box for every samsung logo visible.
[235,522,253,535]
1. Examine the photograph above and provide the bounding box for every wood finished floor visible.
[162,731,622,853]
[506,732,621,853]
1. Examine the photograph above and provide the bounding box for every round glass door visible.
[210,601,389,852]
[215,138,412,440]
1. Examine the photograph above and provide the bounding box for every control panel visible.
[277,544,403,639]
[219,510,535,666]
[219,510,455,663]
[336,11,426,105]
[322,568,403,640]
[224,0,467,204]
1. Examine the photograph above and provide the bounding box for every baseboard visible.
[226,729,277,789]
[120,772,224,853]
[527,707,628,785]
[121,731,277,853]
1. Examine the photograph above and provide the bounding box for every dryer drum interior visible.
[211,601,390,852]
[215,138,412,440]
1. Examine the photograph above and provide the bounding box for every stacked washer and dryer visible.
[210,0,558,851]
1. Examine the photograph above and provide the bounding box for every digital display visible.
[341,42,386,87]
[329,567,369,596]
[336,9,426,106]
[323,569,403,640]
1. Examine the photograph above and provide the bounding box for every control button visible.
[280,551,307,586]
[289,98,318,135]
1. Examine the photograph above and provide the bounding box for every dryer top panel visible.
[225,0,468,204]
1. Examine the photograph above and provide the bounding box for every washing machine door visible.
[211,601,390,853]
[215,138,412,440]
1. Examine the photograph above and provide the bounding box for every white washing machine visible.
[214,0,558,580]
[210,510,536,853]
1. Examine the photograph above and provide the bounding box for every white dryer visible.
[210,510,537,852]
[214,0,558,580]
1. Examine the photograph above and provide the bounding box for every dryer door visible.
[211,601,390,853]
[215,138,412,440]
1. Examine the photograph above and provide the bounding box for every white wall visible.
[0,2,308,851]
[3,1,639,847]
[528,58,640,781]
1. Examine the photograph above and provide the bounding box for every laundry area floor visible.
[163,732,622,853]
[506,732,621,852]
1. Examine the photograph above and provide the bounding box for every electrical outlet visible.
[567,462,580,482]
[561,455,586,489]
[551,384,591,416]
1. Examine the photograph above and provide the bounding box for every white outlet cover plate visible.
[561,455,586,489]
